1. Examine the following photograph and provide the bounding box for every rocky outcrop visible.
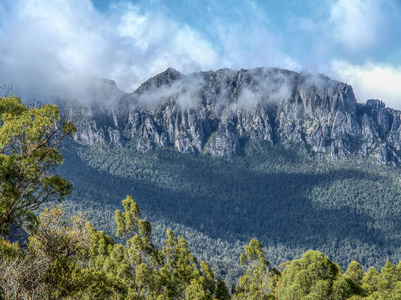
[74,118,105,145]
[74,67,401,163]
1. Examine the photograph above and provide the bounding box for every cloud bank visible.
[331,61,401,110]
[0,0,220,101]
[0,0,400,108]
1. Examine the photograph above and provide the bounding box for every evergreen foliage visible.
[3,197,401,299]
[59,141,401,277]
[0,95,76,236]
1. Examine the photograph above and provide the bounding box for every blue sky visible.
[1,0,401,108]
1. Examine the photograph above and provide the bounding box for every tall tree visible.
[361,266,380,295]
[233,238,275,300]
[215,278,231,300]
[160,229,200,299]
[115,195,161,298]
[0,95,76,236]
[346,261,365,286]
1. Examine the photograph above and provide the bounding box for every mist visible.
[0,0,400,109]
[0,0,219,103]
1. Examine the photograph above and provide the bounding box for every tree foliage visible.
[0,95,76,236]
[3,194,401,299]
[61,139,401,275]
[233,238,275,299]
[0,205,101,299]
[278,250,363,300]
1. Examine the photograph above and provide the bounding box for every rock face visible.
[74,67,401,162]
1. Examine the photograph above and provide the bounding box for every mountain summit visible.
[75,67,401,163]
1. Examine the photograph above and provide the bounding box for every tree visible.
[233,238,275,300]
[277,250,360,300]
[0,205,106,299]
[114,195,162,298]
[160,229,201,299]
[361,267,380,295]
[0,95,76,236]
[346,261,365,286]
[185,278,213,300]
[375,260,401,299]
[115,196,156,266]
[215,278,231,300]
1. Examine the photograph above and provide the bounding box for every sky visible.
[0,0,401,108]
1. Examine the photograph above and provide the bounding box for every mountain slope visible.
[60,143,401,276]
[59,67,401,281]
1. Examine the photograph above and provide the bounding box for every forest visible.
[59,132,401,279]
[2,96,401,299]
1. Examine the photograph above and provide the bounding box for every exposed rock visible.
[108,128,123,147]
[74,118,105,145]
[74,67,401,163]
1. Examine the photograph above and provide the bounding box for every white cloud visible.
[331,60,401,109]
[0,0,113,100]
[211,15,300,72]
[111,4,219,91]
[329,0,382,52]
[0,0,219,101]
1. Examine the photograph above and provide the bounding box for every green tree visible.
[215,278,231,300]
[372,260,401,299]
[277,250,359,300]
[160,229,200,299]
[0,95,76,236]
[361,267,380,295]
[115,195,161,298]
[200,261,216,296]
[346,261,365,286]
[0,205,110,299]
[185,278,213,300]
[233,238,275,300]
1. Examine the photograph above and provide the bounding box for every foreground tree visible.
[116,196,163,298]
[346,261,365,286]
[277,250,362,300]
[233,238,276,300]
[215,278,231,300]
[0,95,76,236]
[0,205,109,299]
[365,260,401,299]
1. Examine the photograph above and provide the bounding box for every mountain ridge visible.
[74,67,401,163]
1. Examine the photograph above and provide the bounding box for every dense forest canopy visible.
[59,140,401,274]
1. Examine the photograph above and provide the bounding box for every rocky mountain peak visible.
[135,67,182,94]
[74,67,401,163]
[366,99,386,110]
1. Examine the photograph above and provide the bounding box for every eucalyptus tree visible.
[0,95,76,236]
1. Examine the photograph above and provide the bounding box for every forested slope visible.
[59,141,401,279]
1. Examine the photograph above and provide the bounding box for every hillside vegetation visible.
[59,141,401,278]
[3,194,401,299]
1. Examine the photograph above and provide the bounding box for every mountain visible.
[59,67,401,282]
[74,67,401,163]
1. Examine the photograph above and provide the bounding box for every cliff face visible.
[74,67,401,162]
